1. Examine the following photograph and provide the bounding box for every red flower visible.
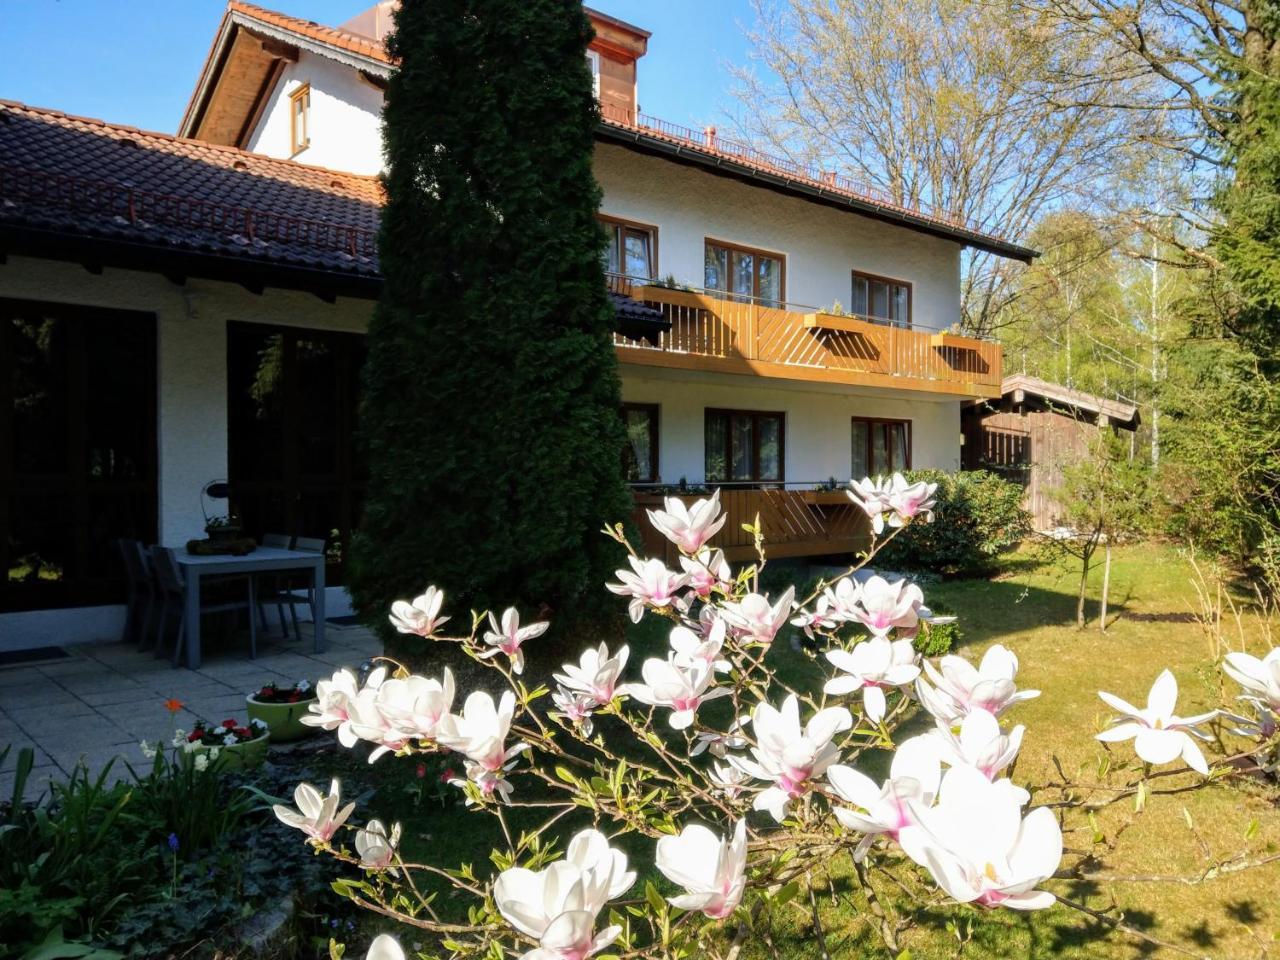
[440,768,457,784]
[222,719,237,728]
[258,687,274,699]
[187,730,203,743]
[234,727,251,739]
[288,691,300,702]
[415,763,427,779]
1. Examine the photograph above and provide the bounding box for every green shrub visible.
[875,469,1029,577]
[914,618,961,657]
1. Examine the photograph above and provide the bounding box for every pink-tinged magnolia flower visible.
[899,765,1061,911]
[708,759,751,798]
[790,594,838,638]
[691,712,750,758]
[346,690,415,763]
[364,934,404,960]
[926,710,1024,782]
[655,819,748,919]
[607,557,690,623]
[493,830,631,960]
[388,586,449,637]
[721,587,796,646]
[554,643,629,705]
[853,576,927,638]
[680,548,732,599]
[375,669,456,745]
[847,477,892,534]
[916,645,1039,723]
[620,658,730,729]
[552,687,597,736]
[670,619,731,674]
[355,818,401,872]
[479,607,549,675]
[1096,669,1216,775]
[733,694,852,821]
[437,691,529,801]
[826,735,941,861]
[647,489,727,554]
[301,667,385,746]
[1224,648,1280,712]
[272,779,354,842]
[824,636,920,723]
[886,473,937,525]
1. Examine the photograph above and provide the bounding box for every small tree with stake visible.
[1055,429,1152,629]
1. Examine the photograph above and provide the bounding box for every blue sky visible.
[0,0,756,135]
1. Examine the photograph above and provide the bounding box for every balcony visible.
[609,277,1003,398]
[632,487,871,563]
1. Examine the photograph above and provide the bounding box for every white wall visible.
[595,143,965,331]
[621,365,962,485]
[247,51,385,175]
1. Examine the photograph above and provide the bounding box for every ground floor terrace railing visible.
[609,276,1003,399]
[631,485,871,563]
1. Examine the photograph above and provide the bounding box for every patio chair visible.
[150,545,258,667]
[255,533,294,637]
[256,535,324,641]
[116,538,155,650]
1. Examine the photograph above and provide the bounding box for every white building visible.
[0,1,1032,651]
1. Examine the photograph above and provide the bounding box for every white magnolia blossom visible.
[721,587,796,646]
[900,765,1061,911]
[826,735,941,861]
[691,714,750,758]
[493,829,632,960]
[733,694,852,821]
[388,586,450,637]
[355,818,401,872]
[554,643,629,705]
[848,473,938,534]
[1096,669,1216,775]
[479,607,550,675]
[375,669,456,746]
[551,687,597,736]
[853,576,928,639]
[708,759,752,799]
[607,556,690,623]
[647,489,727,554]
[680,548,731,599]
[916,645,1040,724]
[364,934,404,960]
[620,657,730,730]
[436,691,529,802]
[847,476,893,534]
[301,666,385,746]
[273,779,354,842]
[824,636,921,723]
[669,618,731,674]
[655,819,748,919]
[1224,647,1280,713]
[924,711,1025,787]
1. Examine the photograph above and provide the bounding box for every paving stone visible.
[53,673,143,697]
[2,691,94,719]
[0,666,58,688]
[37,657,110,678]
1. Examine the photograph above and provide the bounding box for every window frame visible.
[704,407,786,486]
[587,49,601,99]
[850,416,912,479]
[850,269,912,327]
[599,214,659,282]
[621,402,660,484]
[289,83,311,157]
[704,237,787,304]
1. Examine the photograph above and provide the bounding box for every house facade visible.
[0,1,1032,650]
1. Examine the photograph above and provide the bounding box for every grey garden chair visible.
[256,535,324,641]
[150,545,258,666]
[116,538,155,650]
[256,533,294,637]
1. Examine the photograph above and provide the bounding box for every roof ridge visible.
[0,99,382,186]
[226,0,393,62]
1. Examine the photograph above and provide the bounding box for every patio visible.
[0,621,382,798]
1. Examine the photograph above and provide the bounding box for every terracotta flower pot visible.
[187,730,270,771]
[246,694,318,743]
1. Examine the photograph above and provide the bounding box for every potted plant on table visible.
[181,716,270,770]
[204,515,244,542]
[245,679,317,742]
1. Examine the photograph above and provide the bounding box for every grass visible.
[362,542,1280,959]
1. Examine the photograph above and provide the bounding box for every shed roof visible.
[991,374,1140,429]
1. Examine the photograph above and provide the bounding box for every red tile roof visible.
[227,0,393,63]
[0,100,382,278]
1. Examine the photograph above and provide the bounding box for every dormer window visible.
[587,50,601,99]
[289,84,311,156]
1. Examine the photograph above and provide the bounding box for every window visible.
[621,403,659,483]
[601,215,657,281]
[851,417,911,479]
[705,409,784,485]
[851,271,911,326]
[705,240,784,306]
[227,323,365,580]
[587,50,601,99]
[289,84,310,156]
[1,300,157,611]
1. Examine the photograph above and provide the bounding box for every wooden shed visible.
[961,375,1140,532]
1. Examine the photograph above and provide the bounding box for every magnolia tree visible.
[271,478,1280,960]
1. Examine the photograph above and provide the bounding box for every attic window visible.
[586,50,600,100]
[290,84,311,156]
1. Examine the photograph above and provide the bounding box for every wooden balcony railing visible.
[610,277,1003,398]
[632,488,871,564]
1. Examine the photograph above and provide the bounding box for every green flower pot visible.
[246,694,319,743]
[187,730,270,771]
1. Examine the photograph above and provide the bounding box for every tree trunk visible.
[1077,547,1092,628]
[1099,540,1112,631]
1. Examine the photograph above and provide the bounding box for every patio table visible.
[175,547,326,669]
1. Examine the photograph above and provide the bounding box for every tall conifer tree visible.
[350,0,629,636]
